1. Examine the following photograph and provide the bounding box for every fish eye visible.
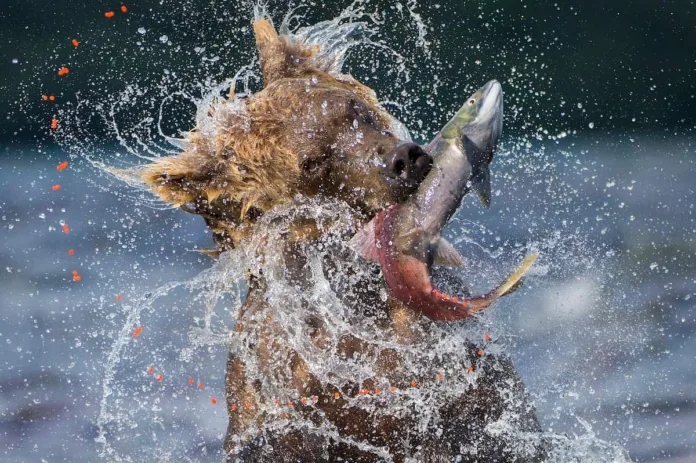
[468,98,477,106]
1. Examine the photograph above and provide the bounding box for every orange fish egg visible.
[484,334,491,341]
[57,67,69,76]
[72,39,79,47]
[273,399,279,405]
[477,349,484,357]
[210,398,217,405]
[52,184,61,191]
[437,372,444,380]
[231,403,237,411]
[245,403,252,410]
[116,295,123,301]
[287,401,293,406]
[188,378,194,384]
[333,392,340,399]
[374,388,382,395]
[104,11,115,18]
[156,374,163,381]
[42,95,48,101]
[301,397,307,404]
[49,95,55,101]
[72,270,78,276]
[73,275,82,282]
[68,249,75,256]
[51,118,58,130]
[467,366,474,373]
[390,386,397,393]
[120,5,128,13]
[56,161,68,171]
[61,223,70,234]
[147,367,154,374]
[133,326,143,337]
[410,381,417,388]
[198,382,204,389]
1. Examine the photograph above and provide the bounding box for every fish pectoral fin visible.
[394,227,426,250]
[471,166,492,208]
[349,218,379,262]
[433,237,465,267]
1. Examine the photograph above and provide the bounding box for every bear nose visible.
[383,142,433,200]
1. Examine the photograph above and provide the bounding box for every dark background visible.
[0,0,693,148]
[0,1,694,461]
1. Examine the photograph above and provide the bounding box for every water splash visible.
[43,1,636,461]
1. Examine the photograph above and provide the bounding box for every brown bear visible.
[136,18,544,463]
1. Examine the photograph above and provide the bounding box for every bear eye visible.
[468,98,476,106]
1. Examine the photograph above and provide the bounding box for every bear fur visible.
[138,18,545,463]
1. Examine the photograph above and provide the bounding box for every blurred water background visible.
[1,0,694,461]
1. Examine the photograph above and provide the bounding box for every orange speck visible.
[437,372,444,380]
[49,95,55,101]
[460,300,469,308]
[287,401,293,407]
[374,388,382,395]
[210,398,217,405]
[57,67,69,76]
[73,275,82,281]
[120,5,128,13]
[52,184,61,191]
[231,403,237,411]
[358,389,364,396]
[133,326,143,337]
[61,223,70,234]
[467,366,474,373]
[104,11,115,18]
[198,382,204,389]
[68,249,75,256]
[273,399,279,405]
[245,403,252,410]
[156,374,163,381]
[72,270,79,276]
[188,377,194,384]
[147,367,154,374]
[442,294,450,301]
[116,295,123,301]
[390,386,397,393]
[72,39,79,47]
[51,118,58,130]
[42,95,48,101]
[56,161,68,171]
[333,392,340,399]
[484,334,491,341]
[477,349,484,357]
[410,380,417,388]
[451,297,459,303]
[301,397,307,405]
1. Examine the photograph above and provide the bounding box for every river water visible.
[0,134,693,461]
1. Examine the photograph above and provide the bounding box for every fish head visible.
[441,79,503,207]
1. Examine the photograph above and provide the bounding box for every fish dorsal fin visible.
[433,237,465,267]
[350,218,379,262]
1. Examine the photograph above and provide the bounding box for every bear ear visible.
[139,150,208,207]
[253,18,319,87]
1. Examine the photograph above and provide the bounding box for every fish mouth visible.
[466,79,503,151]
